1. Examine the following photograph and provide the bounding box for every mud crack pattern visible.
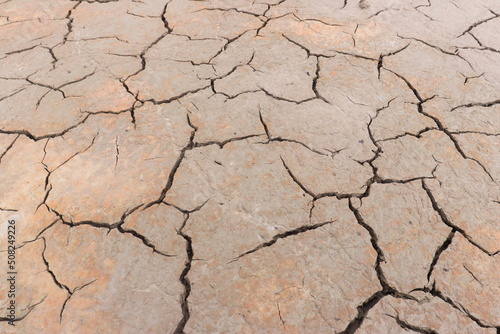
[0,0,499,333]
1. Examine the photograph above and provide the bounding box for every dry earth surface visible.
[0,0,499,333]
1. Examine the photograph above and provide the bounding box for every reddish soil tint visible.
[0,0,499,333]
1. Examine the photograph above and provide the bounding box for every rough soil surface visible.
[0,0,499,333]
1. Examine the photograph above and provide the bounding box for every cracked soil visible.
[0,0,499,333]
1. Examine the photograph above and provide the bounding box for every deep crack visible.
[229,220,336,263]
[173,213,194,334]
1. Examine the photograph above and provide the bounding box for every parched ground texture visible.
[0,0,499,333]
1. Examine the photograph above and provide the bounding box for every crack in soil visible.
[339,291,386,334]
[422,179,499,256]
[389,313,438,334]
[0,296,46,324]
[383,68,496,182]
[173,213,193,334]
[414,284,500,330]
[426,230,456,281]
[40,237,97,323]
[2,0,499,331]
[229,220,336,263]
[44,204,174,257]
